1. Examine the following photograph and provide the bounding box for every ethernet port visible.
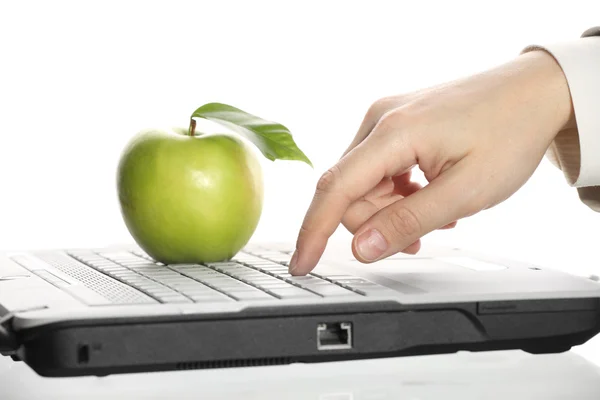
[317,322,352,350]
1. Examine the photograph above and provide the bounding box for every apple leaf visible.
[190,103,312,167]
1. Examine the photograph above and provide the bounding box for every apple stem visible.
[188,119,196,136]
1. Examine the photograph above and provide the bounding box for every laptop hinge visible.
[0,306,47,355]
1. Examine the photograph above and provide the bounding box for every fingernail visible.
[288,250,299,272]
[356,229,388,261]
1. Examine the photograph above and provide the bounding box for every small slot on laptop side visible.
[317,322,352,350]
[77,344,90,364]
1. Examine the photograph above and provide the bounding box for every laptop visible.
[1,240,599,377]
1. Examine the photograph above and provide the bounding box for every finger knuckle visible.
[387,206,422,238]
[373,111,397,134]
[366,96,395,122]
[376,106,417,134]
[316,165,342,194]
[391,105,420,124]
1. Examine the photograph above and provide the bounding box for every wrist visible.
[517,50,575,134]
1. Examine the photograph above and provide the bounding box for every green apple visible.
[117,129,263,263]
[117,103,311,264]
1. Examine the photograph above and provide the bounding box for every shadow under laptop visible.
[2,350,600,399]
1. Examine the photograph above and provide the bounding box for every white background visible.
[1,0,600,364]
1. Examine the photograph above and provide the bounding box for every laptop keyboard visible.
[33,246,386,305]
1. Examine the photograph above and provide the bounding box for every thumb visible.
[351,167,474,262]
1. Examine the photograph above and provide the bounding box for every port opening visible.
[317,322,352,350]
[77,344,90,364]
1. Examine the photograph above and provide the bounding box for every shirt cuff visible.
[522,28,600,188]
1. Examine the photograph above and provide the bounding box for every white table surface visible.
[2,349,600,399]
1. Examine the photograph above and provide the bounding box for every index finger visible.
[289,134,416,275]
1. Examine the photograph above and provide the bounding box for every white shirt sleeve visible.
[522,27,600,211]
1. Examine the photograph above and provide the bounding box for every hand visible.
[290,50,574,275]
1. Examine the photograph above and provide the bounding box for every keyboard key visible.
[224,268,259,275]
[269,287,318,299]
[218,266,247,272]
[156,276,197,284]
[180,288,216,296]
[172,286,214,295]
[190,294,233,302]
[252,262,285,268]
[200,276,236,283]
[99,252,144,261]
[308,285,356,296]
[156,294,191,303]
[332,278,373,285]
[210,262,241,267]
[111,273,139,281]
[123,277,154,287]
[97,266,128,273]
[167,279,204,286]
[233,255,268,264]
[184,272,223,279]
[287,276,324,284]
[175,268,221,275]
[143,268,182,275]
[301,280,333,286]
[230,291,275,301]
[139,272,180,280]
[206,263,236,270]
[265,257,290,264]
[257,282,295,289]
[243,260,280,266]
[200,273,236,280]
[123,263,159,270]
[162,278,190,285]
[119,260,154,266]
[146,288,179,297]
[243,277,284,285]
[213,283,255,291]
[231,275,270,282]
[319,274,357,280]
[112,271,142,278]
[251,264,285,270]
[132,265,162,271]
[87,260,119,266]
[137,282,167,290]
[253,251,285,257]
[168,263,202,269]
[228,268,264,274]
[258,269,289,275]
